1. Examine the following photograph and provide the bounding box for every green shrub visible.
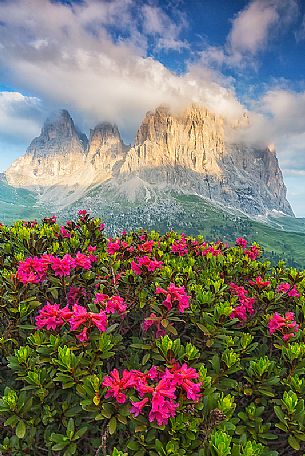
[0,212,305,455]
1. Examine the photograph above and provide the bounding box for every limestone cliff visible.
[6,110,87,187]
[5,105,294,216]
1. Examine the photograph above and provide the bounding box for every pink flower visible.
[35,303,72,330]
[87,245,97,253]
[78,209,87,216]
[131,256,163,275]
[107,239,121,255]
[249,276,270,288]
[69,304,107,333]
[170,363,202,401]
[229,283,255,321]
[244,245,260,260]
[102,369,136,404]
[60,226,71,238]
[139,240,154,253]
[99,223,105,231]
[155,283,190,313]
[130,397,149,417]
[143,313,166,338]
[268,312,299,341]
[277,283,291,293]
[236,237,247,248]
[50,254,75,277]
[94,294,127,315]
[288,286,300,298]
[74,252,94,269]
[77,327,88,342]
[171,236,188,256]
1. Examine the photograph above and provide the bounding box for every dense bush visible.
[0,211,305,455]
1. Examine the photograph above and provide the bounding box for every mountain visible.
[3,104,304,267]
[5,104,293,217]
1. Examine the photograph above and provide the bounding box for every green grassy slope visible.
[0,181,42,223]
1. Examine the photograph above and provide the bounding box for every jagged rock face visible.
[86,122,128,184]
[5,105,294,217]
[119,105,293,216]
[6,110,87,187]
[121,105,224,175]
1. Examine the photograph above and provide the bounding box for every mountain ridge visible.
[5,104,294,217]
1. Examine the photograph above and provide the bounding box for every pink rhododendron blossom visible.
[236,237,247,248]
[35,303,72,330]
[95,293,127,315]
[17,257,49,284]
[103,363,201,426]
[277,283,300,297]
[229,283,255,322]
[288,286,300,297]
[76,327,88,342]
[78,209,87,216]
[138,240,154,253]
[131,256,163,275]
[202,245,223,257]
[268,312,299,341]
[17,253,96,284]
[50,255,76,277]
[130,397,149,417]
[244,245,260,260]
[249,276,270,288]
[155,283,190,313]
[102,369,136,404]
[99,223,105,231]
[60,226,71,238]
[143,313,166,337]
[277,283,291,293]
[107,239,121,255]
[87,245,97,253]
[69,304,107,333]
[169,363,202,401]
[171,235,188,256]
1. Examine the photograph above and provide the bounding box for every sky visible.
[0,0,305,216]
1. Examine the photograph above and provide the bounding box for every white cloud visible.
[201,0,299,68]
[0,0,245,143]
[0,91,42,140]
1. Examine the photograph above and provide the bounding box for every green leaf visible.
[288,435,300,450]
[16,420,26,439]
[108,416,117,435]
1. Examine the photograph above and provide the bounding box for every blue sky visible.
[0,0,305,216]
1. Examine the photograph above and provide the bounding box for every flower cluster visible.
[35,302,108,341]
[236,237,247,248]
[131,256,163,275]
[249,276,271,288]
[268,312,300,341]
[138,240,155,253]
[277,282,300,297]
[102,362,201,426]
[17,253,97,284]
[94,293,127,315]
[244,244,260,261]
[229,282,255,322]
[171,235,188,256]
[155,283,190,313]
[107,239,134,255]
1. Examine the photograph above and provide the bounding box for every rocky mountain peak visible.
[5,104,294,217]
[90,122,121,143]
[40,109,78,141]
